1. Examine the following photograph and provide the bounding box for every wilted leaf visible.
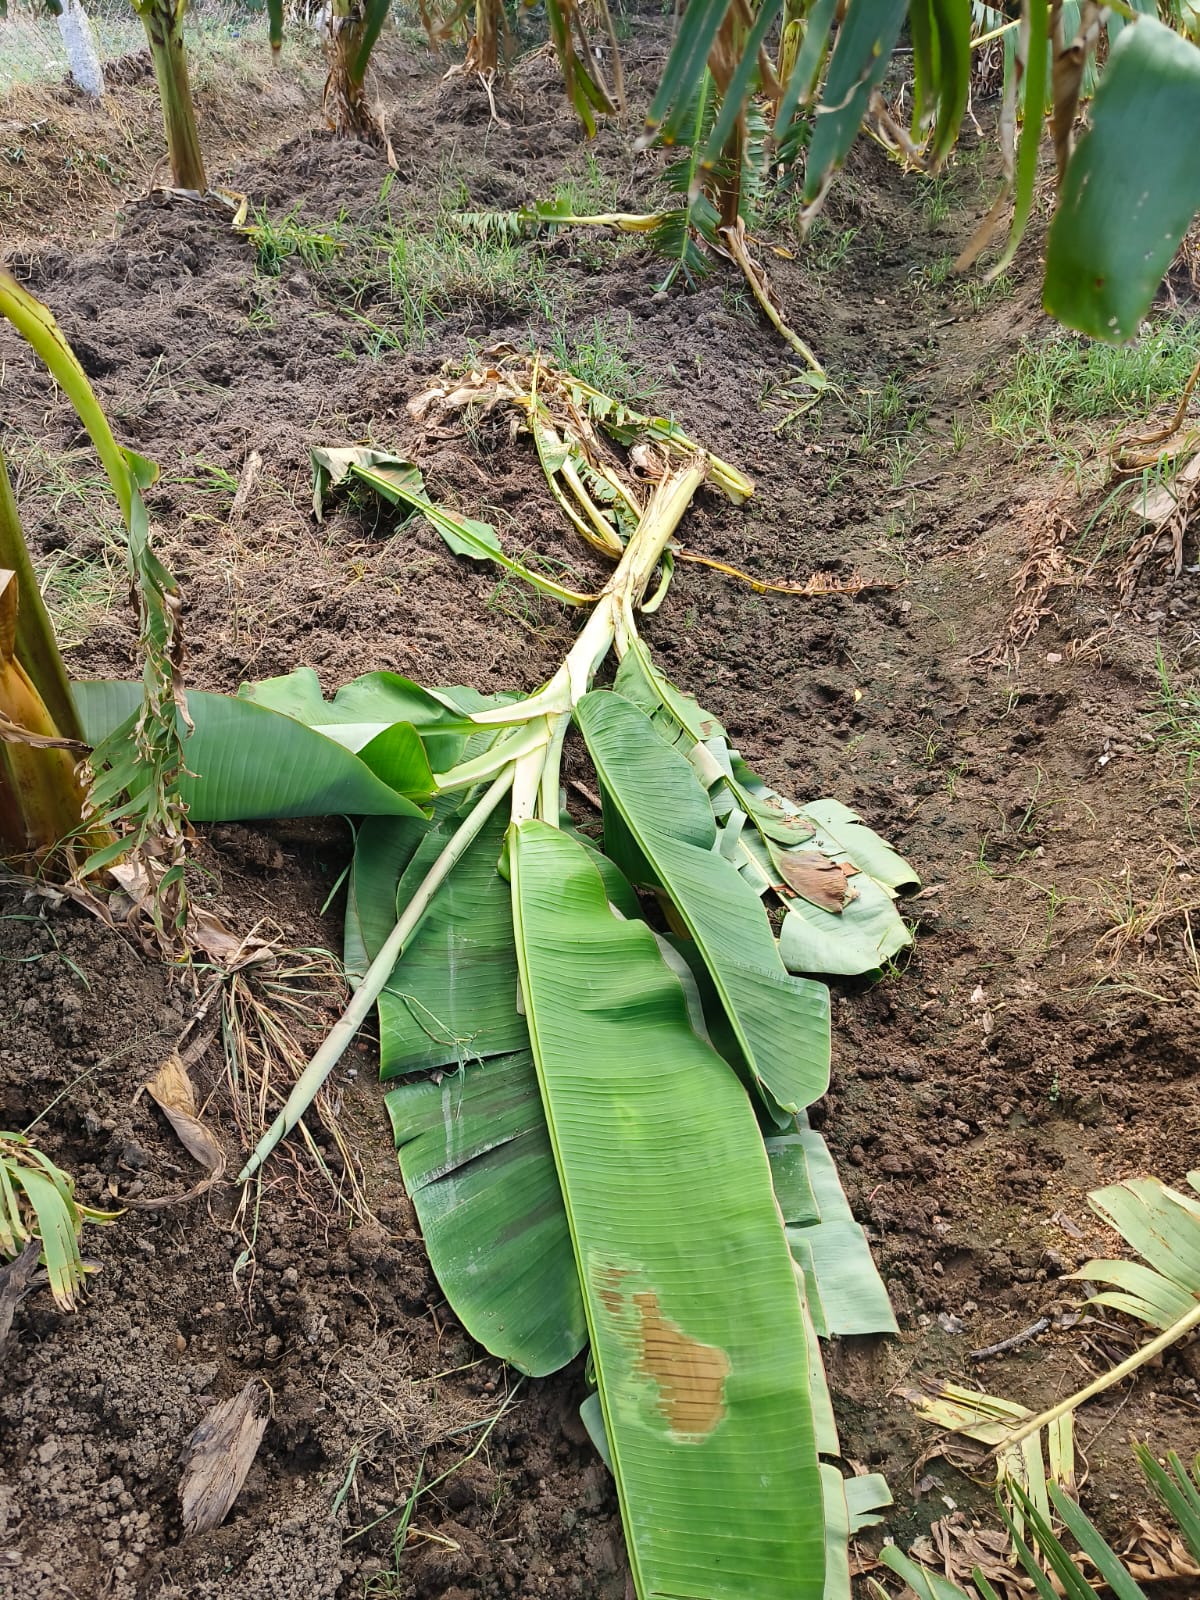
[179,1379,268,1536]
[774,850,859,913]
[139,1054,226,1206]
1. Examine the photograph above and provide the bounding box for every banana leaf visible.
[239,666,477,774]
[1044,18,1200,340]
[509,819,826,1600]
[385,1050,586,1376]
[802,0,909,204]
[74,680,429,822]
[576,688,831,1123]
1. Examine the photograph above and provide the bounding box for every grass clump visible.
[991,318,1200,447]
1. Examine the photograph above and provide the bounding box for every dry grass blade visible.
[907,1511,1033,1600]
[1092,863,1200,994]
[178,1377,269,1537]
[220,943,370,1220]
[1119,1515,1200,1585]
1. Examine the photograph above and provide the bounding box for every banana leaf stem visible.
[997,1299,1200,1451]
[0,450,83,743]
[236,766,516,1182]
[0,274,134,527]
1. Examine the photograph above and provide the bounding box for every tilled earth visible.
[2,25,1200,1600]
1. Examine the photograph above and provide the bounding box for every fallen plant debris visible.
[72,360,911,1593]
[134,1050,226,1208]
[178,1377,269,1538]
[991,500,1074,668]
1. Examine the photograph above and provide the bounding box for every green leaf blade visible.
[576,689,831,1120]
[510,820,825,1600]
[1044,19,1200,340]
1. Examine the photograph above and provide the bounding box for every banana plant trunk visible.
[470,0,501,74]
[0,569,90,869]
[135,0,207,192]
[325,0,377,140]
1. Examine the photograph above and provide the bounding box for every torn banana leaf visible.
[577,688,831,1122]
[238,666,479,774]
[509,819,826,1600]
[612,643,918,974]
[774,1126,898,1338]
[348,807,581,1376]
[75,680,430,822]
[801,0,909,206]
[348,806,526,1077]
[385,1050,585,1376]
[822,1465,892,1600]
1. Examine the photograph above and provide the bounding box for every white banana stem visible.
[236,768,515,1183]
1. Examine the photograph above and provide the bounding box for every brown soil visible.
[3,22,1200,1600]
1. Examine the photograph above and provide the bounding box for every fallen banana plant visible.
[77,362,914,1594]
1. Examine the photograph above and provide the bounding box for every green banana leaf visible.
[611,646,916,976]
[509,819,826,1600]
[239,666,476,774]
[821,1465,891,1600]
[344,814,429,981]
[355,807,584,1375]
[74,681,429,822]
[347,808,526,1077]
[576,688,831,1123]
[385,1051,586,1377]
[802,0,909,204]
[1044,18,1200,340]
[784,1126,898,1337]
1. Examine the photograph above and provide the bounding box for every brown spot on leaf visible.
[776,851,860,913]
[597,1263,631,1319]
[631,1291,729,1439]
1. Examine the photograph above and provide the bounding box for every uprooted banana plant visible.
[70,355,903,1595]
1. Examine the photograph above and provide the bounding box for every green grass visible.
[543,314,660,403]
[0,0,317,92]
[243,198,554,352]
[7,439,125,648]
[991,318,1200,448]
[1153,646,1200,754]
[247,206,346,276]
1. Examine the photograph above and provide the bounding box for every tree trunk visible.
[137,0,207,191]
